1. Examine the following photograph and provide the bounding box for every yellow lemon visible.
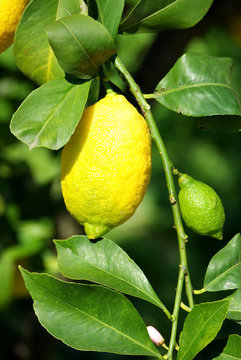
[178,174,225,240]
[0,0,29,54]
[61,93,151,239]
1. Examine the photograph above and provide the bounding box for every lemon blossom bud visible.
[147,326,164,346]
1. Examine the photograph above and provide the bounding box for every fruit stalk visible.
[114,56,194,359]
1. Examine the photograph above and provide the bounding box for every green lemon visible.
[178,174,225,240]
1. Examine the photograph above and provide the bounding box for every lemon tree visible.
[2,0,241,359]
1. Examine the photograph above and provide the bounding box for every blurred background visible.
[0,0,241,359]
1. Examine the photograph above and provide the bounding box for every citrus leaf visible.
[96,0,125,38]
[20,268,162,358]
[14,0,84,85]
[10,77,91,150]
[153,53,241,117]
[54,236,167,311]
[203,233,241,292]
[212,334,241,360]
[226,288,241,322]
[177,299,230,360]
[120,0,213,33]
[46,14,116,79]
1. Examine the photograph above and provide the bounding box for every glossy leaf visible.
[153,53,241,117]
[20,268,162,358]
[14,0,84,85]
[55,236,166,310]
[96,0,124,38]
[212,334,241,360]
[177,300,230,360]
[226,288,241,321]
[10,77,91,150]
[120,0,213,33]
[204,233,241,291]
[46,14,116,79]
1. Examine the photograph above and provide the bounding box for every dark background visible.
[0,0,241,359]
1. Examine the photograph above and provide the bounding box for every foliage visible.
[0,0,241,360]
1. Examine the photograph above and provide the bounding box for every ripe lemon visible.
[0,0,29,54]
[178,174,225,240]
[61,92,151,239]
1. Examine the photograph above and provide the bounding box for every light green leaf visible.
[153,53,241,117]
[10,77,91,150]
[120,0,213,33]
[55,236,168,312]
[177,300,230,360]
[212,334,241,360]
[20,268,162,358]
[96,0,124,38]
[204,233,241,291]
[14,0,84,84]
[226,288,241,322]
[46,14,116,79]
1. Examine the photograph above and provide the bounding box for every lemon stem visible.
[114,56,194,360]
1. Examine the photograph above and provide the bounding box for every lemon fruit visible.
[178,174,225,240]
[61,92,151,239]
[0,0,29,54]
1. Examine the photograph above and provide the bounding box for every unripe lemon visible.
[61,93,151,239]
[0,0,29,54]
[178,174,225,240]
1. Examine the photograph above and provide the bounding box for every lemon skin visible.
[178,174,225,240]
[61,93,151,239]
[0,0,29,53]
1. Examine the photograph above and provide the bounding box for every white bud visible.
[147,326,164,346]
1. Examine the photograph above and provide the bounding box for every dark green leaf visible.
[20,268,162,358]
[10,77,91,150]
[120,0,213,33]
[177,300,230,360]
[55,236,167,311]
[14,0,83,85]
[226,288,241,322]
[96,0,124,38]
[46,14,116,79]
[212,334,241,360]
[153,53,241,117]
[204,233,241,291]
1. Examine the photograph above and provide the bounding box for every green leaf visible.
[10,77,91,150]
[20,268,162,358]
[212,334,241,360]
[177,299,230,360]
[14,0,84,85]
[153,53,241,117]
[226,288,241,322]
[96,0,124,38]
[46,14,116,79]
[120,0,213,33]
[54,236,167,311]
[204,233,241,292]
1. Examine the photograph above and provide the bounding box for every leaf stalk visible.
[114,56,194,359]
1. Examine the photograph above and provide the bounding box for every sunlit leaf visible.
[55,236,167,311]
[212,334,241,360]
[14,0,84,84]
[46,14,116,79]
[10,77,91,150]
[204,233,241,291]
[120,0,213,33]
[20,268,162,358]
[153,53,241,117]
[177,300,230,360]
